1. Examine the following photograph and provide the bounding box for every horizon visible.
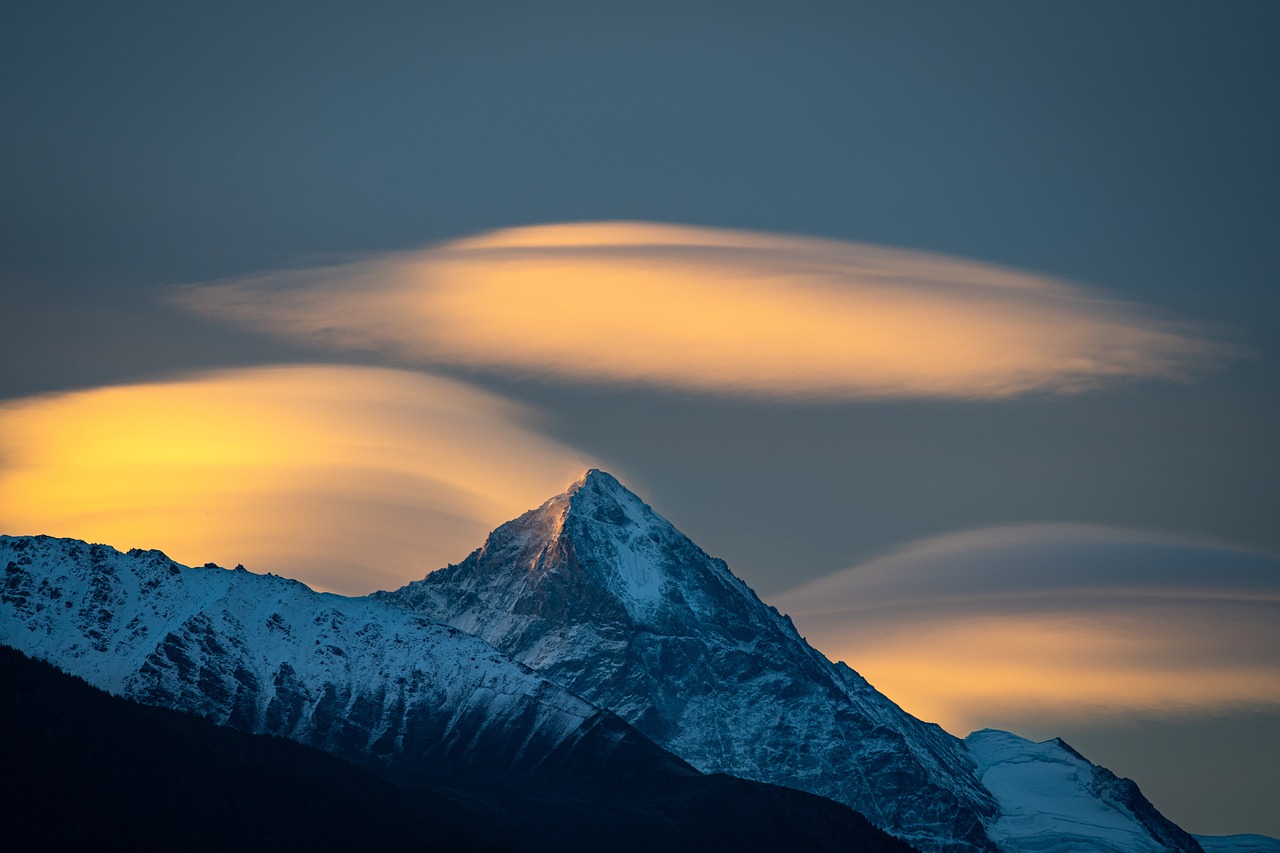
[3,2,1277,839]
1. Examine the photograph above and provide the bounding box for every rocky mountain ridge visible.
[382,469,1202,853]
[0,533,680,786]
[1,470,1215,851]
[0,531,909,852]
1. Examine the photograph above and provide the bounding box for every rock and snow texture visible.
[2,471,1217,853]
[383,470,1000,852]
[384,470,1206,853]
[0,534,680,782]
[965,729,1201,852]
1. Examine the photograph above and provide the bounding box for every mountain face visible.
[0,533,685,789]
[0,533,913,853]
[382,469,1201,853]
[2,471,1210,852]
[381,470,996,851]
[0,644,913,853]
[0,645,502,852]
[966,729,1203,853]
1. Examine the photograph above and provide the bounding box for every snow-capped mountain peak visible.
[556,468,678,613]
[3,471,1221,853]
[392,469,764,637]
[385,471,1004,852]
[382,470,1209,853]
[965,728,1201,852]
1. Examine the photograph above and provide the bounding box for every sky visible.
[3,0,1278,838]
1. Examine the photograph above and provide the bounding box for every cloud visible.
[173,221,1227,401]
[772,524,1280,734]
[0,365,589,595]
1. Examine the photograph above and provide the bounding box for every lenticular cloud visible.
[175,222,1227,400]
[0,365,589,595]
[774,524,1280,730]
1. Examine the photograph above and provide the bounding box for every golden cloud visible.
[773,525,1280,734]
[174,222,1226,400]
[0,365,589,594]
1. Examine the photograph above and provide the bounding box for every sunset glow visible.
[776,525,1280,734]
[0,365,588,593]
[175,222,1224,401]
[6,4,1277,839]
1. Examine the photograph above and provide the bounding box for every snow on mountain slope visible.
[965,729,1201,852]
[382,470,1205,853]
[382,470,1000,852]
[0,534,685,783]
[4,470,1214,853]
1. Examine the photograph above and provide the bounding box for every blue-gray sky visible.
[3,1,1278,838]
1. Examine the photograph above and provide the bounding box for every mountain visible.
[381,469,1201,853]
[0,533,910,853]
[0,533,665,788]
[1,472,1212,852]
[0,644,500,851]
[967,728,1205,852]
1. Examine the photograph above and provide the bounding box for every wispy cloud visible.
[773,524,1280,733]
[0,365,589,594]
[174,222,1228,401]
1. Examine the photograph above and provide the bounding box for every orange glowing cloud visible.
[0,365,590,594]
[773,525,1280,734]
[174,222,1226,400]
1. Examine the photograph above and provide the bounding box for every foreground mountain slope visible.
[0,645,499,851]
[1,534,911,853]
[383,469,1200,853]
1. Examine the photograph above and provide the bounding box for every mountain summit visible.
[387,470,1001,851]
[386,470,1202,853]
[406,466,781,632]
